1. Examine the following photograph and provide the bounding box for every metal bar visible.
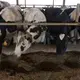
[53,0,54,7]
[16,0,19,5]
[20,5,77,9]
[63,0,65,7]
[0,23,80,26]
[19,4,77,7]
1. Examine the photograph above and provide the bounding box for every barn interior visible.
[1,0,80,80]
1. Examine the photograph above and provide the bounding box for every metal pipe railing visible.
[0,22,80,26]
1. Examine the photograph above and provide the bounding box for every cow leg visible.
[56,34,68,55]
[0,30,6,54]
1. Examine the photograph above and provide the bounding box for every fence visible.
[0,22,80,26]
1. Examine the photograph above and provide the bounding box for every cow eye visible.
[22,43,25,45]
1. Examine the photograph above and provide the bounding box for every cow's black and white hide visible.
[42,8,75,55]
[0,6,23,55]
[13,8,46,57]
[64,8,75,15]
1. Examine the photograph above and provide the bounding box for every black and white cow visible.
[42,7,75,55]
[43,7,80,54]
[12,8,47,57]
[0,6,23,55]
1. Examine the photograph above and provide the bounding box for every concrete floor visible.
[2,42,80,55]
[1,43,80,80]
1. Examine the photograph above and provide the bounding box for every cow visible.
[42,7,80,54]
[0,6,23,55]
[41,7,75,55]
[11,8,47,58]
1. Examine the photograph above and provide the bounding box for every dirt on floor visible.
[1,51,80,80]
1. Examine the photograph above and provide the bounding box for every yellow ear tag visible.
[3,41,8,46]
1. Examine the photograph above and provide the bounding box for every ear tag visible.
[3,41,8,46]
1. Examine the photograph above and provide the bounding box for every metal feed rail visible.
[0,22,79,44]
[0,22,80,26]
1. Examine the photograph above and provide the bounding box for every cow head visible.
[14,31,32,57]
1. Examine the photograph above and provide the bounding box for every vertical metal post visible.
[33,5,35,8]
[63,0,65,7]
[25,0,26,8]
[16,0,19,5]
[52,0,54,7]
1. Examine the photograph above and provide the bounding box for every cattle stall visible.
[1,2,80,80]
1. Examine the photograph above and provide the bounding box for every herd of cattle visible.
[0,1,80,59]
